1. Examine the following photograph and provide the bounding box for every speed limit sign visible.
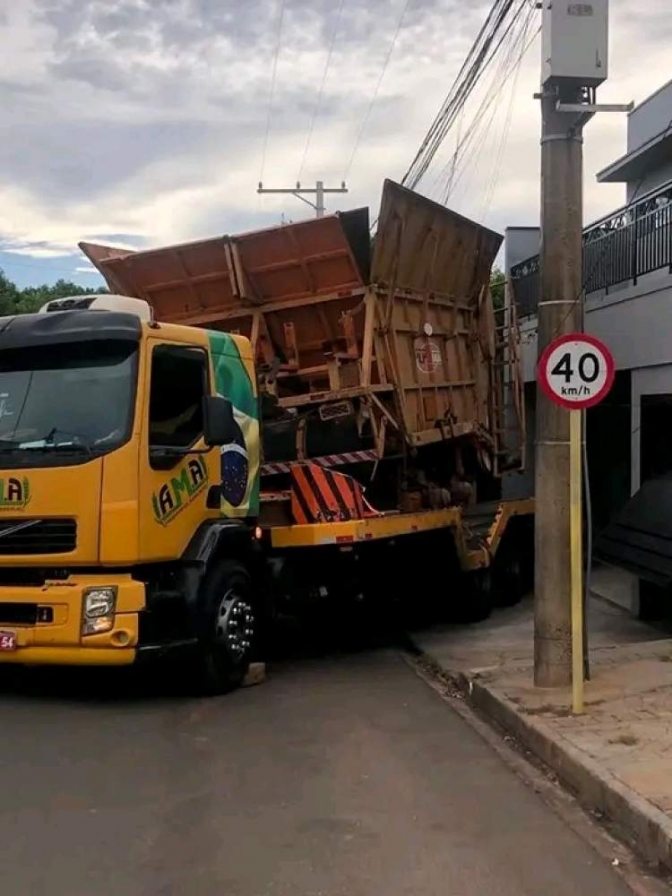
[538,333,615,410]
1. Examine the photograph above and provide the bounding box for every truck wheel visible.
[494,551,524,608]
[193,561,257,696]
[457,568,493,624]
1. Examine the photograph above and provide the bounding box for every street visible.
[0,648,636,896]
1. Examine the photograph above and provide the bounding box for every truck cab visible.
[0,294,264,693]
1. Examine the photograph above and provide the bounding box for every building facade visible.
[505,79,672,535]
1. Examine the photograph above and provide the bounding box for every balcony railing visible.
[511,180,672,317]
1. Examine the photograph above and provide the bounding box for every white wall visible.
[520,269,672,383]
[627,79,672,153]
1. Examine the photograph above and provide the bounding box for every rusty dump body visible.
[82,180,524,510]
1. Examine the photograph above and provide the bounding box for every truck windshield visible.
[0,340,137,464]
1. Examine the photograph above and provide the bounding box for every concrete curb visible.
[415,647,672,873]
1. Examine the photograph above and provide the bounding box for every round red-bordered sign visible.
[538,333,615,410]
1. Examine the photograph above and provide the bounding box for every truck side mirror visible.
[203,396,236,447]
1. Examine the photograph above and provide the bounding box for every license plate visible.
[0,631,17,651]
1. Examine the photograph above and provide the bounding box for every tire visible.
[191,560,257,696]
[494,550,524,608]
[456,568,494,624]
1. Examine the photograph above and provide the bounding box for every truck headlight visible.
[82,587,117,635]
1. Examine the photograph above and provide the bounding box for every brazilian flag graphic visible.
[206,331,260,518]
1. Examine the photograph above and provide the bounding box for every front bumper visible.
[0,574,144,667]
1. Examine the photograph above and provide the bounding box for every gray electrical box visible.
[542,0,609,87]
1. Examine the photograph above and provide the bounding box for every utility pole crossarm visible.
[257,179,348,218]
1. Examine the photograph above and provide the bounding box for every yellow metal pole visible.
[570,408,584,714]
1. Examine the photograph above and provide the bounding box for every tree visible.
[490,266,506,311]
[0,269,105,317]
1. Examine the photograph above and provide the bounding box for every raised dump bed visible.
[81,180,523,510]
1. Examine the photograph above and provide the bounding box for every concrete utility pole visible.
[534,0,612,687]
[257,180,348,218]
[535,93,585,687]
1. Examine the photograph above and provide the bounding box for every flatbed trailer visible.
[269,497,533,559]
[73,179,534,662]
[264,493,535,622]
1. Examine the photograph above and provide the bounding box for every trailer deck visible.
[269,497,534,572]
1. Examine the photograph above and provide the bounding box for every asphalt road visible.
[0,650,636,896]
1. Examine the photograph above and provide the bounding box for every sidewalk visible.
[411,594,672,872]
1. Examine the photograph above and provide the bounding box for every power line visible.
[479,7,532,220]
[260,0,287,185]
[433,16,539,203]
[447,8,537,208]
[439,30,515,203]
[439,0,531,197]
[298,0,346,183]
[402,0,530,192]
[444,103,467,201]
[403,0,514,189]
[446,89,500,207]
[342,0,411,182]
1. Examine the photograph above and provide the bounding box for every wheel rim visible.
[214,589,255,662]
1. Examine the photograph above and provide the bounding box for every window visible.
[149,345,207,452]
[0,340,138,467]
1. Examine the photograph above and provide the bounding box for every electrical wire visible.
[443,88,500,207]
[404,0,513,189]
[297,0,346,184]
[435,17,539,204]
[480,6,534,220]
[428,0,531,195]
[403,0,529,192]
[442,5,535,198]
[440,32,515,205]
[453,14,533,210]
[342,0,411,182]
[444,106,465,200]
[259,0,287,185]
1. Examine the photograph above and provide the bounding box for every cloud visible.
[1,245,73,259]
[0,0,669,274]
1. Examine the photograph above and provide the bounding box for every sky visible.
[0,0,670,289]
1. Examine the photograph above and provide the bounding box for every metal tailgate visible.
[371,179,502,299]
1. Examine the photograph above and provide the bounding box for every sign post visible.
[538,334,615,714]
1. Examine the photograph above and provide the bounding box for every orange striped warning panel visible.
[290,462,366,524]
